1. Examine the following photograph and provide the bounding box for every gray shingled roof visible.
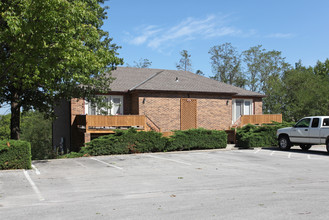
[109,67,265,97]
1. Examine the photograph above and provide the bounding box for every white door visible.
[235,100,243,121]
[309,118,320,144]
[290,118,311,143]
[244,101,251,115]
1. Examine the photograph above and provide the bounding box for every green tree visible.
[313,59,329,78]
[133,58,152,68]
[176,50,192,71]
[20,111,52,160]
[262,74,285,114]
[281,63,329,121]
[242,45,263,92]
[195,70,204,76]
[0,114,10,140]
[0,111,53,159]
[242,45,290,93]
[209,43,245,87]
[0,0,123,139]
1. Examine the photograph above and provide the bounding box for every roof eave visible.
[129,89,238,96]
[233,94,267,98]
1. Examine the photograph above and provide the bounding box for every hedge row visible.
[63,128,227,157]
[0,140,31,170]
[236,122,295,148]
[167,129,227,151]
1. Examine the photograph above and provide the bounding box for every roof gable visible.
[109,67,265,97]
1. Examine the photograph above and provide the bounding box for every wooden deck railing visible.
[75,115,147,133]
[240,114,282,127]
[145,114,161,132]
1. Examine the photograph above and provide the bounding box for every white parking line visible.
[23,170,45,201]
[31,164,40,175]
[146,154,192,166]
[90,157,123,170]
[254,149,261,154]
[308,155,311,159]
[270,151,275,156]
[288,153,292,158]
[74,161,88,168]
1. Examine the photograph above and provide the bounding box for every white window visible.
[85,95,123,115]
[110,96,123,115]
[232,99,253,122]
[244,100,251,115]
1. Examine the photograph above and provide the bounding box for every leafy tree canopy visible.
[280,61,329,121]
[0,0,123,139]
[176,50,192,72]
[209,43,245,87]
[263,60,329,121]
[314,58,329,78]
[133,58,152,68]
[0,111,53,160]
[242,45,290,93]
[195,70,204,76]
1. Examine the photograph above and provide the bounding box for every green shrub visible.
[62,128,228,158]
[20,111,53,160]
[0,112,53,160]
[59,151,84,159]
[0,114,10,140]
[80,134,129,156]
[236,122,295,148]
[168,128,227,151]
[0,140,31,170]
[80,128,168,156]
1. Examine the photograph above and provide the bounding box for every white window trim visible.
[232,99,253,123]
[85,95,124,115]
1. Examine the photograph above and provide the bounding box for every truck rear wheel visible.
[326,141,329,153]
[300,144,312,151]
[278,136,291,150]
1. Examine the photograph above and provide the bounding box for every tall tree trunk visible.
[10,98,20,140]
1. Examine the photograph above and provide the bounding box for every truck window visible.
[311,118,319,128]
[323,118,329,126]
[295,118,311,128]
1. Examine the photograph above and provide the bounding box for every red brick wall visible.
[137,92,232,131]
[254,98,263,115]
[70,98,85,151]
[138,94,181,131]
[197,98,232,130]
[71,98,85,125]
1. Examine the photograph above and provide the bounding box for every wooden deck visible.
[73,114,282,145]
[233,114,282,128]
[75,115,147,134]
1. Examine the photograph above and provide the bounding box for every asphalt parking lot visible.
[1,145,329,220]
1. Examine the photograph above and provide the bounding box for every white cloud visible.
[126,14,241,50]
[125,15,295,52]
[266,33,294,39]
[128,25,162,45]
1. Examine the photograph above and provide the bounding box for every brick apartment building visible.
[53,67,265,151]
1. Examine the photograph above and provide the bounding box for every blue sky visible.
[1,0,328,115]
[104,0,329,75]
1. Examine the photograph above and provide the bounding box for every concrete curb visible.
[226,144,239,150]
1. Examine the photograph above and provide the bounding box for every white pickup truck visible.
[277,116,329,152]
